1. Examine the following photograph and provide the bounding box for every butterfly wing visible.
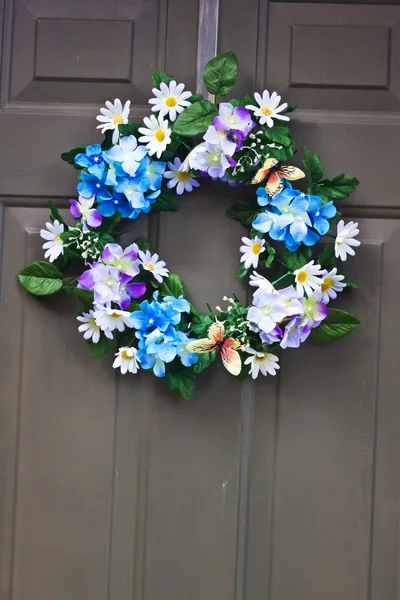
[266,170,284,196]
[207,320,225,344]
[186,338,217,353]
[220,341,242,376]
[278,165,305,182]
[251,158,278,185]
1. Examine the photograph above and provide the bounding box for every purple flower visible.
[203,127,236,156]
[213,103,253,135]
[277,286,304,317]
[102,243,139,277]
[302,290,328,327]
[280,316,312,349]
[78,263,121,304]
[119,273,146,309]
[69,195,102,232]
[260,326,283,345]
[189,141,234,179]
[247,289,288,334]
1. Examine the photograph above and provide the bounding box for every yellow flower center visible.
[144,262,155,271]
[178,171,191,181]
[165,96,177,107]
[256,355,268,362]
[261,107,272,116]
[55,235,61,241]
[297,271,307,283]
[252,242,262,255]
[113,115,123,124]
[155,128,166,142]
[321,278,332,292]
[111,311,120,318]
[336,239,344,245]
[121,349,131,360]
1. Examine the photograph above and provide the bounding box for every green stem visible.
[272,271,292,286]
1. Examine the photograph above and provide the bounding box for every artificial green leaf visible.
[282,247,312,271]
[60,145,86,165]
[344,279,358,289]
[173,100,218,136]
[135,235,155,253]
[87,334,114,359]
[285,105,298,113]
[236,263,248,279]
[203,51,239,96]
[265,241,276,268]
[226,200,259,228]
[101,130,113,150]
[48,200,66,226]
[190,313,213,336]
[159,273,185,298]
[303,148,324,183]
[64,286,94,310]
[313,174,360,201]
[151,192,179,212]
[318,245,335,269]
[18,261,63,296]
[311,308,360,341]
[193,351,216,373]
[118,122,140,138]
[167,363,196,399]
[152,70,174,88]
[230,94,254,108]
[189,93,204,103]
[264,124,293,147]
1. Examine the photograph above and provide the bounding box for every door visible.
[1,1,400,599]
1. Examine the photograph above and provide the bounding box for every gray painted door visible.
[1,1,400,599]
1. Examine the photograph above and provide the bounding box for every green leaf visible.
[167,363,196,399]
[64,286,94,310]
[190,313,213,337]
[151,192,179,212]
[87,334,114,359]
[101,130,114,150]
[311,308,360,341]
[230,94,254,108]
[313,174,360,201]
[282,247,312,271]
[60,145,86,165]
[189,93,204,103]
[265,242,276,268]
[152,70,174,88]
[193,351,216,373]
[118,122,140,138]
[159,273,185,298]
[264,124,293,147]
[173,100,218,137]
[303,148,324,183]
[344,279,358,289]
[203,51,239,97]
[227,200,259,228]
[17,261,63,296]
[48,200,66,226]
[318,245,335,270]
[135,235,155,253]
[285,105,298,113]
[236,263,248,279]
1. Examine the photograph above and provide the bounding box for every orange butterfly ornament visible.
[186,320,244,376]
[252,157,305,196]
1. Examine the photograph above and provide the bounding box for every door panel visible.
[1,2,400,600]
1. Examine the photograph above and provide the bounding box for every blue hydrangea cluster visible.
[252,183,336,252]
[75,137,166,220]
[130,292,198,377]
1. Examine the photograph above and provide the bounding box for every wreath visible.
[17,51,361,399]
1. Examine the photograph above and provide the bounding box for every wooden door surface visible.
[1,1,400,599]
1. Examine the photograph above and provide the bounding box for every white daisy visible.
[148,80,192,121]
[335,220,361,261]
[293,260,324,297]
[92,304,132,333]
[138,115,172,158]
[77,310,113,343]
[138,250,169,283]
[40,219,64,263]
[163,157,200,195]
[249,271,275,293]
[113,347,140,375]
[96,99,131,145]
[321,268,346,303]
[240,236,266,269]
[244,348,280,379]
[246,90,289,128]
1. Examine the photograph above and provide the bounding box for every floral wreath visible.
[18,52,361,399]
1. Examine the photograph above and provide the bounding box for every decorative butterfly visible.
[186,320,243,376]
[251,157,305,196]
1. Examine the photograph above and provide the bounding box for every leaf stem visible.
[272,271,293,286]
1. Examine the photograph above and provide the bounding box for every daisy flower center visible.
[261,107,272,117]
[252,242,262,255]
[113,115,124,125]
[155,129,166,142]
[256,355,267,363]
[178,171,191,181]
[297,271,307,283]
[144,262,155,271]
[337,238,344,245]
[111,311,121,318]
[321,278,332,292]
[165,96,177,107]
[121,349,131,360]
[55,235,61,241]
